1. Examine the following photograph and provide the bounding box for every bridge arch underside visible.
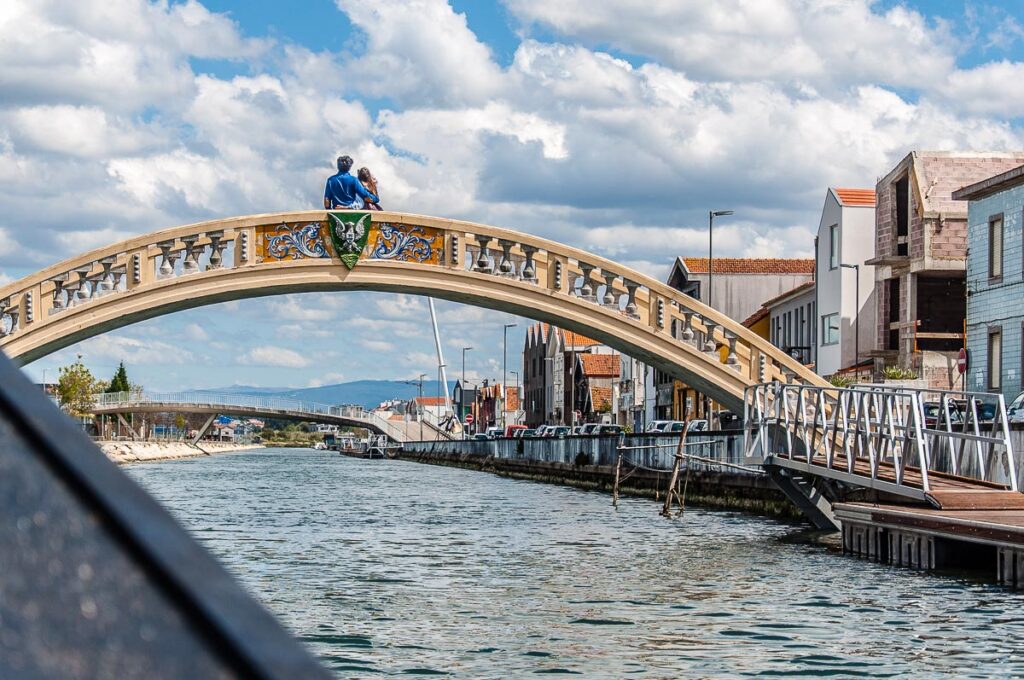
[4,260,753,413]
[91,403,390,437]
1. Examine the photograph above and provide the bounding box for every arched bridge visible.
[0,210,827,412]
[90,391,440,443]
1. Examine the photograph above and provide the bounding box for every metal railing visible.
[744,382,1018,493]
[92,391,409,442]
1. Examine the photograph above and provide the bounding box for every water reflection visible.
[127,448,1024,678]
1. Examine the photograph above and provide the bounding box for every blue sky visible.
[2,0,1024,391]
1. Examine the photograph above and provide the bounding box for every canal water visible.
[127,448,1024,678]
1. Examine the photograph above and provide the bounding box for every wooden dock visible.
[835,501,1024,587]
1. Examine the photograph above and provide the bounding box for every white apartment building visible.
[814,188,877,376]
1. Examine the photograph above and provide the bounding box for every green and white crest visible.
[327,211,372,269]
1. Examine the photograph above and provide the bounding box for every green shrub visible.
[882,365,918,380]
[828,374,855,388]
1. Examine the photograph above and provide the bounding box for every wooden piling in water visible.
[661,422,691,518]
[612,450,623,507]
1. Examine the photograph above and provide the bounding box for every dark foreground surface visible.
[128,448,1024,678]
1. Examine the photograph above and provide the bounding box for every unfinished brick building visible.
[868,151,1024,388]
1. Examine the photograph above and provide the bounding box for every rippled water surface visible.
[126,448,1024,678]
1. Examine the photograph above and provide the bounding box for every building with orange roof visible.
[666,257,814,325]
[815,186,877,376]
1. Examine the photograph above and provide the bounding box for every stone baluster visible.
[497,239,515,276]
[111,265,127,291]
[74,266,92,305]
[63,280,81,308]
[50,274,69,312]
[206,231,226,269]
[157,240,176,278]
[472,235,493,272]
[680,312,696,342]
[89,274,105,299]
[0,297,11,337]
[181,236,202,274]
[577,263,596,301]
[520,245,538,282]
[97,256,116,295]
[724,331,741,371]
[703,321,719,354]
[601,270,618,306]
[621,281,640,318]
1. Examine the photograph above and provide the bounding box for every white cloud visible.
[77,335,193,365]
[183,323,210,342]
[0,227,17,258]
[239,345,311,368]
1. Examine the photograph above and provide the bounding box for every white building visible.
[814,188,877,376]
[764,282,816,366]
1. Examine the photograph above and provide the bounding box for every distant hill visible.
[199,379,454,409]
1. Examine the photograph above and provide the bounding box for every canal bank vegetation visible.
[258,422,363,448]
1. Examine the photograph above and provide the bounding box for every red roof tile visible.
[760,280,816,309]
[741,306,769,328]
[682,257,814,275]
[833,188,876,206]
[580,353,621,377]
[561,329,599,347]
[413,396,447,406]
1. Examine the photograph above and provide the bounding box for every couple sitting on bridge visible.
[323,155,382,211]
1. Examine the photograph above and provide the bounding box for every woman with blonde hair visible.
[357,167,381,210]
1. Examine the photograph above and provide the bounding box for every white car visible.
[1009,391,1024,423]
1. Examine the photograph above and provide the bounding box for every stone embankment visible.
[99,440,263,465]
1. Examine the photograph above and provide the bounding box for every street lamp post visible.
[840,263,860,369]
[708,210,734,310]
[502,323,516,430]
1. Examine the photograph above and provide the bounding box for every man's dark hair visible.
[337,155,353,172]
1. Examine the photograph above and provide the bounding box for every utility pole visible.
[400,374,427,440]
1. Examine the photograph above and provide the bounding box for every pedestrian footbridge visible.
[91,391,447,444]
[0,210,824,413]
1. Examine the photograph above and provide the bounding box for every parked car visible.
[521,428,537,437]
[1009,391,1024,423]
[645,420,672,433]
[485,426,503,439]
[546,425,571,437]
[534,425,550,437]
[662,419,708,433]
[594,424,623,436]
[571,426,584,435]
[579,423,600,435]
[472,433,490,441]
[922,402,963,428]
[505,424,527,438]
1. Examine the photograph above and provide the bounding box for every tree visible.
[57,357,99,417]
[174,414,187,432]
[105,361,131,394]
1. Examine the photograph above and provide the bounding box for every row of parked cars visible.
[467,418,722,440]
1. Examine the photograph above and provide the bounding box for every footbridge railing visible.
[744,382,1018,499]
[92,391,410,442]
[0,210,828,411]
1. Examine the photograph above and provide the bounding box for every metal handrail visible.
[743,381,1017,493]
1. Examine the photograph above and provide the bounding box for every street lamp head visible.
[711,210,734,217]
[839,263,859,270]
[504,323,517,329]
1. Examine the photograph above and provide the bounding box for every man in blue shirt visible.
[323,155,378,209]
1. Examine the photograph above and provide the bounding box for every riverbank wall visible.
[401,433,800,519]
[99,440,263,465]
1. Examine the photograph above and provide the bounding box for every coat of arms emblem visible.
[327,211,371,269]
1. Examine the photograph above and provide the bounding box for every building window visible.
[989,214,1004,280]
[822,313,839,346]
[829,224,839,269]
[989,327,1002,391]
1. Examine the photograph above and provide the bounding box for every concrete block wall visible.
[930,217,968,261]
[965,185,1024,400]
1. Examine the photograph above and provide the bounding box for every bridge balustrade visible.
[0,211,828,411]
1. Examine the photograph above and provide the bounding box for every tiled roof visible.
[741,306,769,328]
[580,353,621,377]
[413,396,447,406]
[561,329,599,347]
[681,257,815,275]
[590,386,613,412]
[760,280,816,309]
[833,188,876,206]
